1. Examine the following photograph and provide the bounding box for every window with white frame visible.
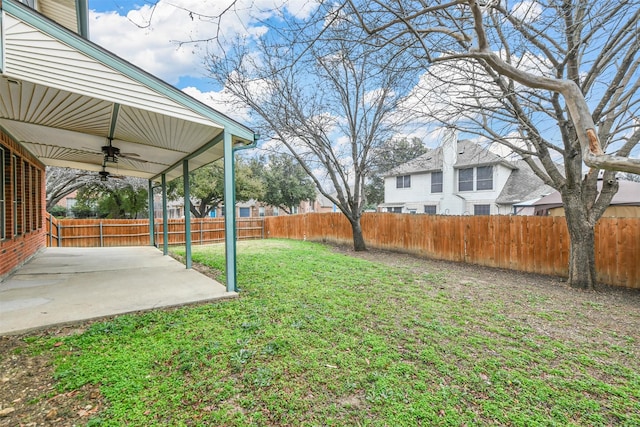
[0,147,5,240]
[424,205,437,215]
[474,204,491,215]
[459,166,494,191]
[12,155,18,236]
[396,175,411,188]
[431,171,443,193]
[458,168,474,191]
[476,166,493,190]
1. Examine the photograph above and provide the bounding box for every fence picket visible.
[264,213,638,289]
[45,213,638,289]
[46,216,264,248]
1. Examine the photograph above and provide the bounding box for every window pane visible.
[0,147,4,240]
[424,205,437,215]
[474,204,491,215]
[458,168,473,191]
[396,175,411,188]
[477,166,493,190]
[431,171,443,193]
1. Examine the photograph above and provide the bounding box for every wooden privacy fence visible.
[46,216,264,248]
[264,213,640,289]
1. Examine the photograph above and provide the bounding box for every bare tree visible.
[46,166,147,211]
[344,0,640,288]
[207,16,418,250]
[46,167,96,211]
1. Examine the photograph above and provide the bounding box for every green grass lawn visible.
[36,240,639,425]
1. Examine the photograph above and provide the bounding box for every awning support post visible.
[161,174,169,255]
[223,131,238,292]
[148,179,155,247]
[183,160,192,269]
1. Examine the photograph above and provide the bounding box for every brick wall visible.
[0,129,47,280]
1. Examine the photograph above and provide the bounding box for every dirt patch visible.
[0,326,104,427]
[1,245,638,425]
[330,244,640,348]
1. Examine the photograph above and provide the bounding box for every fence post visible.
[99,221,104,247]
[48,214,52,247]
[58,223,62,247]
[200,218,204,244]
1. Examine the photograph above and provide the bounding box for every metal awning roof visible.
[0,0,256,183]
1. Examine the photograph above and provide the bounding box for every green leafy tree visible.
[253,154,317,214]
[74,182,148,219]
[45,166,96,211]
[365,137,428,208]
[169,159,264,218]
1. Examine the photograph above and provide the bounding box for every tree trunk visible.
[564,196,597,290]
[350,217,367,252]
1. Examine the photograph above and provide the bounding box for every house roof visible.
[383,139,516,177]
[0,0,256,183]
[315,192,335,208]
[495,160,555,205]
[533,179,640,209]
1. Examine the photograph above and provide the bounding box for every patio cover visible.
[0,0,257,292]
[0,0,256,182]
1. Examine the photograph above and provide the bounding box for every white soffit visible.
[0,78,112,135]
[0,119,177,176]
[0,0,255,182]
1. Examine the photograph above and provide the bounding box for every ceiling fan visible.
[101,138,147,163]
[98,160,125,182]
[83,138,147,163]
[76,163,125,182]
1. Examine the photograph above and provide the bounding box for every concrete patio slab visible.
[0,246,236,335]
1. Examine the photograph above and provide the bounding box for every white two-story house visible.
[380,136,552,215]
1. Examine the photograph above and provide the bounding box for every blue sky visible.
[86,0,317,124]
[85,1,639,162]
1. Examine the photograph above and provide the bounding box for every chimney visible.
[442,128,458,166]
[440,128,465,214]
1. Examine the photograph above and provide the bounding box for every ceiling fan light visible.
[102,144,120,163]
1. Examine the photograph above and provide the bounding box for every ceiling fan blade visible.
[81,146,102,154]
[120,155,148,163]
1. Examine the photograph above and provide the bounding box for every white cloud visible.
[510,1,543,22]
[180,86,251,123]
[89,0,317,85]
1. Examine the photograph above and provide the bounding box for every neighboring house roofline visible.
[383,139,518,177]
[534,179,640,209]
